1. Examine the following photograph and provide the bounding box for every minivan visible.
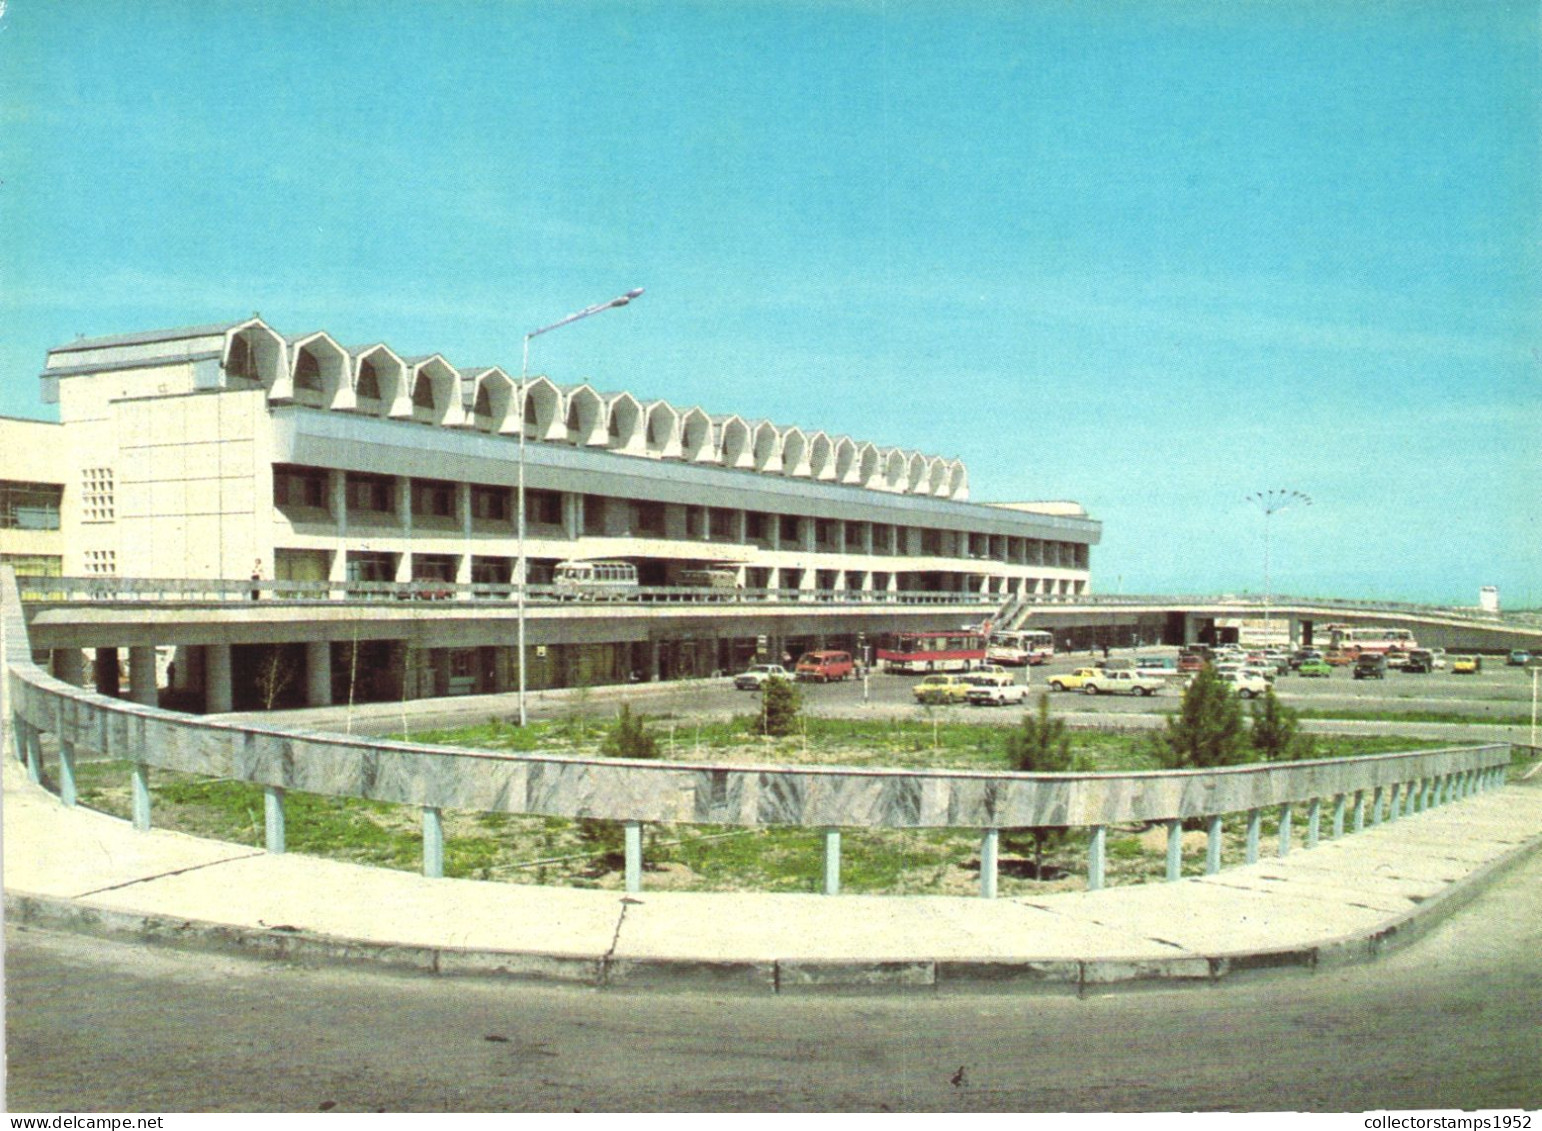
[1353,652,1387,680]
[794,650,854,682]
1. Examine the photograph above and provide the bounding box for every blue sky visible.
[3,1,1538,605]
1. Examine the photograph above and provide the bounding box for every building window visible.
[345,551,396,583]
[0,480,62,531]
[709,508,735,540]
[471,485,509,522]
[635,500,665,535]
[525,489,561,526]
[346,474,394,515]
[294,349,322,391]
[81,468,115,523]
[272,465,327,509]
[84,549,116,575]
[356,359,381,400]
[412,479,455,519]
[0,553,62,578]
[583,495,606,536]
[685,508,702,537]
[745,511,768,542]
[779,515,800,544]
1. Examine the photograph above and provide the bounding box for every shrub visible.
[1249,686,1302,761]
[756,675,801,737]
[1158,663,1246,768]
[600,703,660,760]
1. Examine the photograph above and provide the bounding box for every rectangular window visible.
[412,479,455,518]
[346,474,394,514]
[779,515,800,543]
[84,548,117,575]
[272,465,327,509]
[0,480,63,530]
[81,467,115,523]
[0,553,63,577]
[471,485,509,522]
[582,495,606,536]
[525,489,562,526]
[685,508,702,537]
[745,511,768,541]
[709,507,735,539]
[635,499,665,535]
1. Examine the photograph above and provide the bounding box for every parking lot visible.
[517,647,1541,731]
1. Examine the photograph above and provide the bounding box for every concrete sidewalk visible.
[6,756,1542,994]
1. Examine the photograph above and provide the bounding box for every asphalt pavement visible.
[6,749,1542,994]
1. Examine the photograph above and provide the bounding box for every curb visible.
[11,823,1542,996]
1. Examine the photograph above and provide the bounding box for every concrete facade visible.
[0,415,66,578]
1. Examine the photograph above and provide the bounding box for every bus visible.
[987,629,1055,667]
[1322,624,1418,656]
[552,560,639,600]
[877,631,987,674]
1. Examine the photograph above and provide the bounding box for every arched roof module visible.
[521,376,564,441]
[751,420,783,473]
[404,355,465,428]
[718,416,753,469]
[280,332,351,410]
[563,384,607,446]
[462,367,517,434]
[781,427,811,478]
[947,459,969,501]
[603,390,646,454]
[348,344,409,419]
[808,432,835,481]
[833,436,859,484]
[679,406,717,463]
[643,401,680,459]
[225,319,287,393]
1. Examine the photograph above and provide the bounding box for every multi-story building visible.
[35,317,1100,706]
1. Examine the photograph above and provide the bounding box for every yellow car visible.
[1451,655,1483,675]
[912,674,972,704]
[1047,667,1101,693]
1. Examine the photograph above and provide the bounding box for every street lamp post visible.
[517,288,644,727]
[1245,489,1311,649]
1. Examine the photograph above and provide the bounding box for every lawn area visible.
[60,712,1476,898]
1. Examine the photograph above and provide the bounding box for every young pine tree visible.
[1159,663,1246,768]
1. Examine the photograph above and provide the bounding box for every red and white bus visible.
[877,631,987,674]
[986,629,1055,666]
[1323,624,1418,656]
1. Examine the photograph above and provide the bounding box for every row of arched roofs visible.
[226,318,969,499]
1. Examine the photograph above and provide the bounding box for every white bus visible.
[987,629,1055,667]
[552,560,639,600]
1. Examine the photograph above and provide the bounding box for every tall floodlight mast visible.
[1245,489,1312,649]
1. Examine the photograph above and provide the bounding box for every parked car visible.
[1296,658,1333,678]
[1452,655,1483,675]
[794,650,854,682]
[1288,648,1324,670]
[1047,667,1101,693]
[1080,669,1165,697]
[1134,655,1179,678]
[1324,649,1357,667]
[968,663,1016,687]
[1429,648,1448,670]
[913,674,973,704]
[965,677,1029,706]
[1353,653,1387,680]
[1384,650,1411,670]
[1401,649,1436,674]
[1507,649,1533,667]
[1220,671,1272,699]
[1177,650,1206,673]
[734,664,791,691]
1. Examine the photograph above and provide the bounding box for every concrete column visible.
[1353,790,1365,831]
[1205,815,1223,874]
[95,647,121,697]
[53,648,85,686]
[1245,808,1261,863]
[861,522,874,555]
[624,821,643,894]
[59,740,77,807]
[206,644,233,714]
[979,828,999,899]
[305,640,332,707]
[1088,825,1107,891]
[128,646,158,706]
[11,717,25,766]
[131,762,151,831]
[330,471,349,595]
[22,722,40,783]
[1388,782,1402,821]
[1306,798,1321,849]
[423,807,444,878]
[1165,820,1183,882]
[264,785,286,854]
[1371,786,1384,825]
[1278,803,1293,857]
[823,828,841,895]
[1332,794,1346,839]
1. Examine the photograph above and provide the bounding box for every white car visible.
[1221,671,1272,699]
[965,677,1029,706]
[733,664,791,691]
[1080,669,1165,697]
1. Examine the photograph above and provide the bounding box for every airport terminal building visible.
[32,317,1101,705]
